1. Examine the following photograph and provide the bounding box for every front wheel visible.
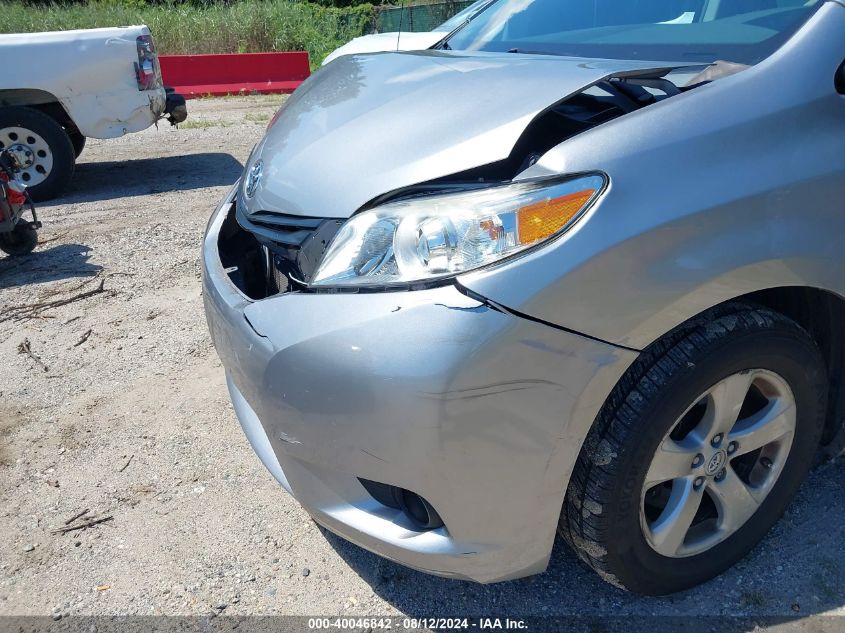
[561,304,826,595]
[0,107,75,202]
[0,223,38,256]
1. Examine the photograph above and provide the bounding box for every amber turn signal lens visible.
[516,189,596,245]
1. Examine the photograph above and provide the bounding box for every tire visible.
[0,107,75,202]
[561,304,826,595]
[68,130,86,159]
[0,223,38,256]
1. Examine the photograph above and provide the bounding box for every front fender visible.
[458,3,845,350]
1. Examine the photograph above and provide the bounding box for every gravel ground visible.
[0,96,844,627]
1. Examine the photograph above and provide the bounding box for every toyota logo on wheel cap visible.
[244,159,264,199]
[706,450,727,476]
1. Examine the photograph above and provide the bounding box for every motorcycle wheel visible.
[0,223,38,256]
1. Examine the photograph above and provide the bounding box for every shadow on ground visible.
[322,459,845,627]
[58,153,243,203]
[0,243,101,289]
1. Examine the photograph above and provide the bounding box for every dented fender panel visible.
[61,89,165,139]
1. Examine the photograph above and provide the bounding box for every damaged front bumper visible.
[202,186,638,583]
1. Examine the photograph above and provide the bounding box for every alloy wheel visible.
[640,369,796,558]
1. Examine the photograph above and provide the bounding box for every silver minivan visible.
[203,0,845,594]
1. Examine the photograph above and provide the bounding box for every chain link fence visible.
[377,1,476,33]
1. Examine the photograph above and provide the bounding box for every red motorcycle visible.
[0,147,40,257]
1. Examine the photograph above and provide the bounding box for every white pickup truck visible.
[0,25,187,201]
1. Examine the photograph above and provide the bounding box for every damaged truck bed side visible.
[0,25,187,200]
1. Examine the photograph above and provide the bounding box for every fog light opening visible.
[359,478,444,531]
[399,489,444,530]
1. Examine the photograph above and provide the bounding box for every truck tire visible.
[0,107,75,202]
[560,304,826,595]
[0,223,38,256]
[68,130,86,158]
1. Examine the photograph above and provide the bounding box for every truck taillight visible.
[135,34,162,91]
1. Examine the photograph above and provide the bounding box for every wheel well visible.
[0,89,77,133]
[740,286,845,447]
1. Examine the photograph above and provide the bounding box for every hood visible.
[322,32,444,66]
[246,50,677,219]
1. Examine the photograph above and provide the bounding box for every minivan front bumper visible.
[202,187,638,582]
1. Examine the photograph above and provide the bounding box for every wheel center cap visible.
[7,144,35,169]
[706,450,727,476]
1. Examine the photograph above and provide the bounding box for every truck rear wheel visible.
[0,107,75,202]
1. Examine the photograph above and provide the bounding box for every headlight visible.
[310,174,606,288]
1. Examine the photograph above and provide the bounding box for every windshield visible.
[443,0,822,65]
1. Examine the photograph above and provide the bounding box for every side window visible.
[837,60,845,95]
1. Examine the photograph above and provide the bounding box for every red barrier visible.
[159,52,310,98]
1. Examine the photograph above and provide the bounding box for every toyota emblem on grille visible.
[245,159,264,199]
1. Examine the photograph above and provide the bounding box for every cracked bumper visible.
[202,189,638,583]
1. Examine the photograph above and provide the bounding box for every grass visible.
[244,112,272,124]
[0,0,376,67]
[740,590,767,608]
[178,119,227,129]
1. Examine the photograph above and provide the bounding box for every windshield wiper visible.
[507,48,563,56]
[435,0,496,50]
